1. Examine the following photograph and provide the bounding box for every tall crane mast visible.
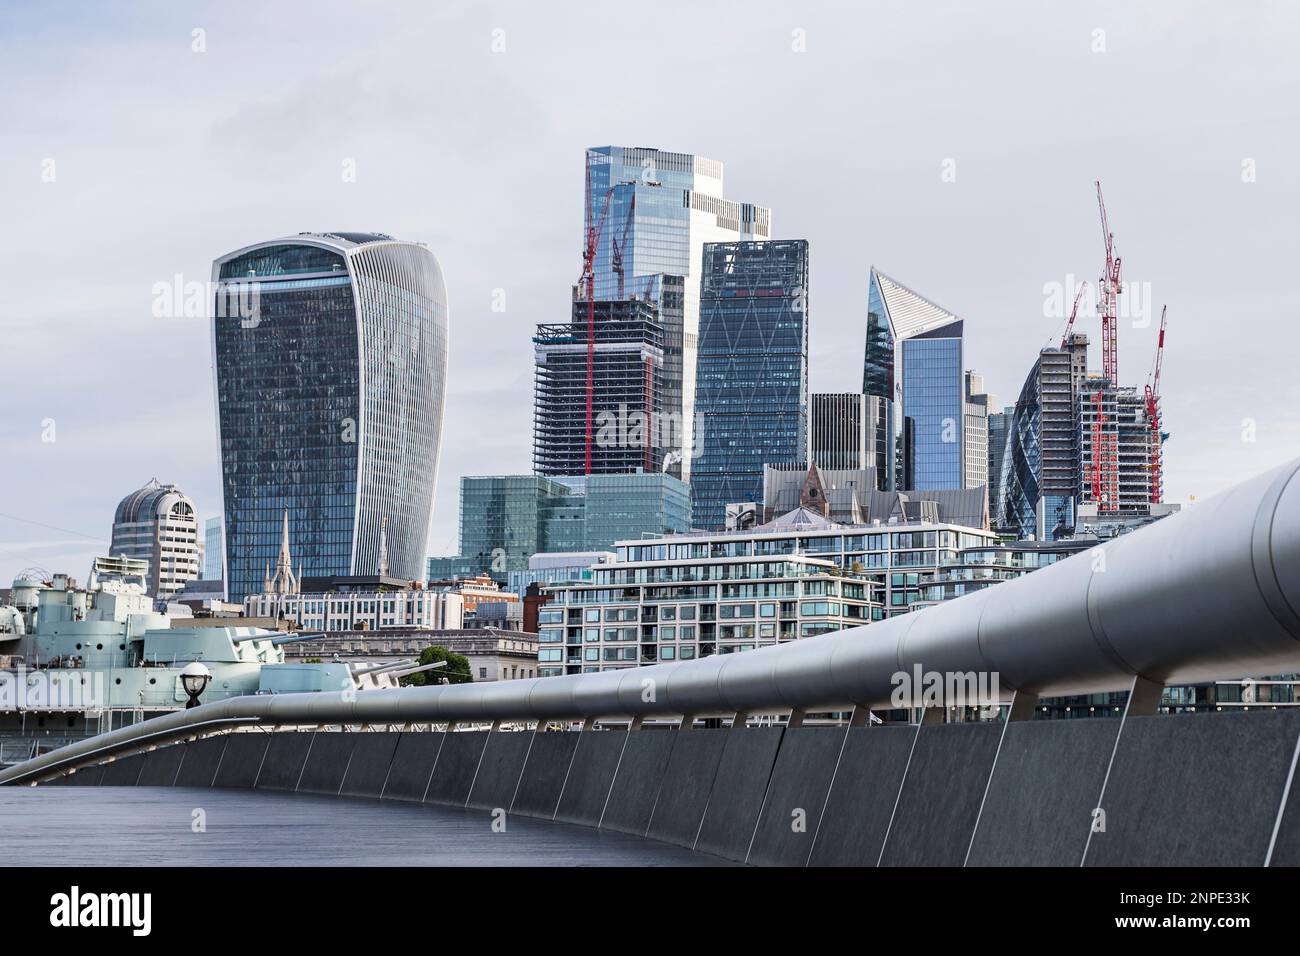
[1091,182,1122,512]
[579,159,615,476]
[1145,305,1168,504]
[1095,181,1122,383]
[1060,282,1088,348]
[611,194,635,300]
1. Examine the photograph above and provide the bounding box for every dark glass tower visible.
[690,240,809,530]
[211,233,448,602]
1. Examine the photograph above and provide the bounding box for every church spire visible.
[800,462,830,517]
[267,508,298,595]
[377,516,389,577]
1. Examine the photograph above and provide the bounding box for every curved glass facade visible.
[992,362,1041,538]
[213,235,448,602]
[993,344,1084,541]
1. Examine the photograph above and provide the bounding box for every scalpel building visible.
[211,232,449,603]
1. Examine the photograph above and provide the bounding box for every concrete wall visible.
[56,710,1300,867]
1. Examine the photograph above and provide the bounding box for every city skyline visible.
[5,1,1300,585]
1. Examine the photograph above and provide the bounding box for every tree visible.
[401,645,473,686]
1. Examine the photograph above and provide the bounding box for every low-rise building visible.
[428,574,518,616]
[245,581,462,632]
[464,599,524,632]
[242,516,464,631]
[760,463,989,529]
[281,628,539,682]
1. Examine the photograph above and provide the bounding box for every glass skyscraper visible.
[203,516,223,580]
[428,473,690,582]
[212,233,448,603]
[691,240,809,530]
[864,268,986,493]
[901,322,965,490]
[585,147,771,480]
[992,336,1088,540]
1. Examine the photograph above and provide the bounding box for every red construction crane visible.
[1144,305,1168,504]
[579,160,615,475]
[1095,181,1122,383]
[1089,384,1118,510]
[1060,282,1088,349]
[1091,181,1122,512]
[611,194,635,300]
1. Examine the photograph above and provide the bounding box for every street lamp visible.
[180,661,212,709]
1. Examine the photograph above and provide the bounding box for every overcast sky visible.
[2,0,1298,584]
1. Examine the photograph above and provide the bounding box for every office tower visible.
[582,473,691,550]
[533,299,664,476]
[810,392,890,472]
[963,371,992,491]
[993,334,1089,539]
[863,269,967,491]
[865,269,986,494]
[428,473,690,581]
[900,321,966,490]
[585,147,771,480]
[110,478,202,600]
[691,240,809,530]
[202,516,223,581]
[447,476,578,579]
[211,232,449,603]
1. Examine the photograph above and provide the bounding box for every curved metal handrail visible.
[4,456,1300,787]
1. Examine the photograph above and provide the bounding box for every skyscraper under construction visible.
[532,298,666,477]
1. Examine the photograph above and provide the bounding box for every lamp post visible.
[179,661,212,709]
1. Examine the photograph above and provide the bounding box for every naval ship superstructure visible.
[0,569,421,763]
